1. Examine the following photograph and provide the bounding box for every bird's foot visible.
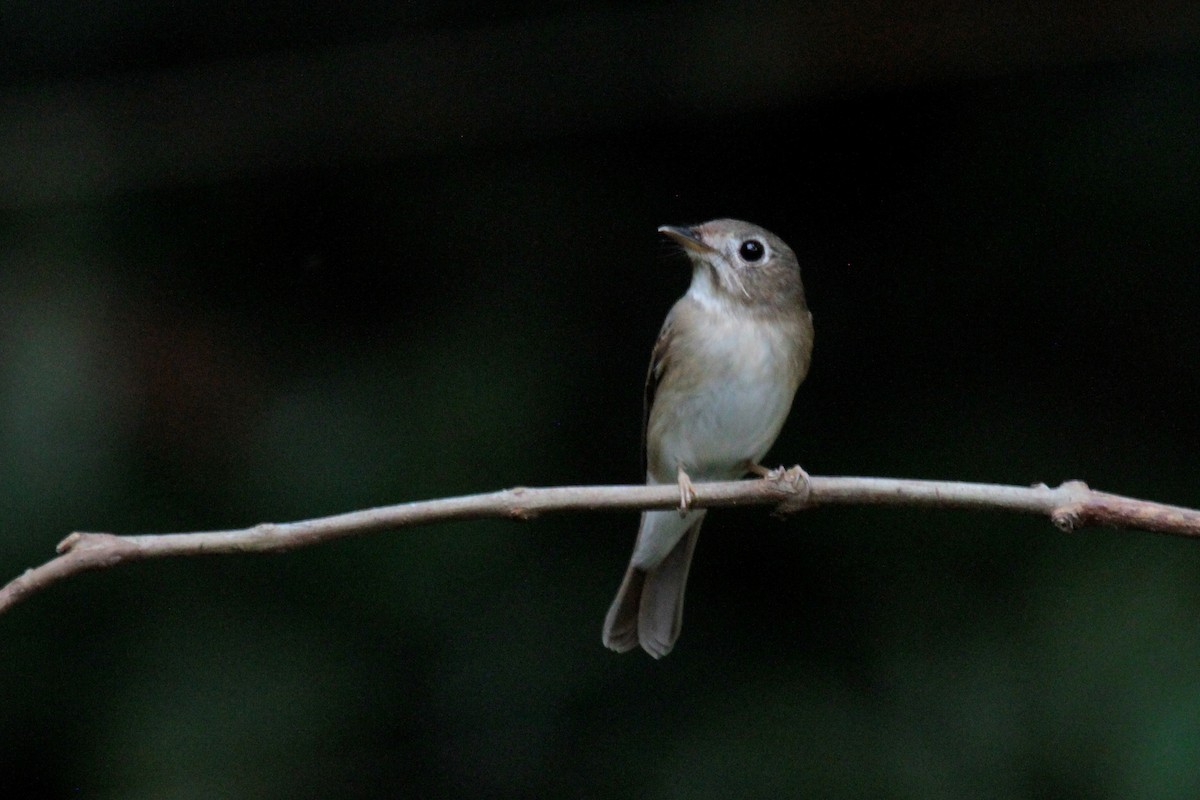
[748,462,812,515]
[747,462,809,483]
[676,467,698,517]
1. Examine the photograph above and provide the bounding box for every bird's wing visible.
[641,312,675,477]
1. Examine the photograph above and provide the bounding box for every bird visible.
[602,218,814,658]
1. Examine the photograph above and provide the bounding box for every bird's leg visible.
[746,462,773,479]
[676,465,698,517]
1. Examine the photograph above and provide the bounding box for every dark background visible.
[3,2,1200,797]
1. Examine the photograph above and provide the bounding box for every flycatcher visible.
[602,219,814,658]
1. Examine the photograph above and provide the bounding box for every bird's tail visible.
[602,513,704,658]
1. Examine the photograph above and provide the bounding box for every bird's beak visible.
[658,225,717,254]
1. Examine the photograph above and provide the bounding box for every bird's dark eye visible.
[739,239,765,262]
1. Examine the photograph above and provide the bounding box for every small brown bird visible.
[602,219,814,658]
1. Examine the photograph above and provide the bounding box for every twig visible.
[2,475,1198,616]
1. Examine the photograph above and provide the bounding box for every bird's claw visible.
[770,464,809,488]
[763,464,812,516]
[747,462,809,486]
[676,468,698,517]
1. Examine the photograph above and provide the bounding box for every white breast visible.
[647,300,801,482]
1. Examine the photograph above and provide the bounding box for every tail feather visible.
[637,518,702,658]
[601,566,645,652]
[602,514,704,658]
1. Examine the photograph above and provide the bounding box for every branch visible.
[2,475,1199,616]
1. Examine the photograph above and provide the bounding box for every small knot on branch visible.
[56,532,85,554]
[1051,503,1085,532]
[503,487,539,521]
[56,532,127,554]
[1049,480,1093,532]
[53,532,139,569]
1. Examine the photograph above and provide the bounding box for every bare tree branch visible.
[2,474,1198,616]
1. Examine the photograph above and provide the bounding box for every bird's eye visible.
[739,239,765,262]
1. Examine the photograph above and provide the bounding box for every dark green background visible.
[3,3,1200,797]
